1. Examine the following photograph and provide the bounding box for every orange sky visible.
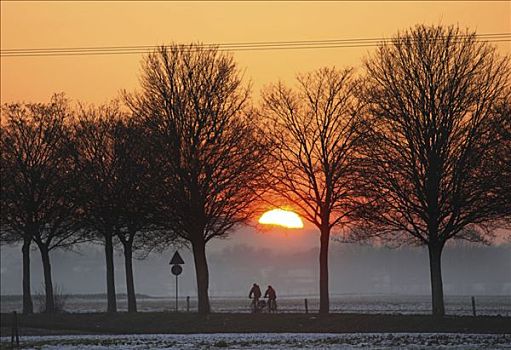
[1,1,510,105]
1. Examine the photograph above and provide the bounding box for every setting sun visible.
[258,209,304,229]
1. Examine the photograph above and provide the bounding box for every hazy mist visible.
[1,227,510,297]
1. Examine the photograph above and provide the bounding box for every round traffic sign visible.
[171,264,183,276]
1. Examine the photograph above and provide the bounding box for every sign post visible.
[170,251,184,312]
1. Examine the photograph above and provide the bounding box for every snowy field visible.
[2,295,510,316]
[1,333,511,349]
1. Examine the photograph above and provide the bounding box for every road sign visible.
[170,251,185,265]
[171,264,183,276]
[170,251,184,312]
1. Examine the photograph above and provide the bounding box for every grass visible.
[0,312,510,337]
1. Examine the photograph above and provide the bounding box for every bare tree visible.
[261,67,365,314]
[113,117,161,313]
[492,96,511,223]
[358,25,511,317]
[76,103,166,313]
[126,44,269,314]
[0,114,33,315]
[0,94,82,313]
[74,103,124,313]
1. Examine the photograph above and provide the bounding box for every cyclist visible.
[264,285,277,313]
[248,283,262,313]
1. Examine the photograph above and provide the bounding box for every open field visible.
[2,295,510,316]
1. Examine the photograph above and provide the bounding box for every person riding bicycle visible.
[248,283,262,313]
[264,285,277,312]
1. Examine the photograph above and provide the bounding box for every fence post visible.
[304,298,308,314]
[471,296,476,317]
[11,311,19,348]
[186,296,190,312]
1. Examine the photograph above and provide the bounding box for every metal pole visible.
[471,296,476,317]
[11,311,19,347]
[175,274,179,312]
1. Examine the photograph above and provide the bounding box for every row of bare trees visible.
[1,25,510,317]
[0,98,163,313]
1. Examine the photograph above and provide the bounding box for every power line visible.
[2,40,511,58]
[3,33,510,52]
[2,33,510,57]
[3,34,510,55]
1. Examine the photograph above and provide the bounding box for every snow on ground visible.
[1,333,511,349]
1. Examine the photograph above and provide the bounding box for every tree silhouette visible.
[0,94,82,313]
[126,44,269,314]
[74,103,125,313]
[112,117,161,313]
[492,97,511,223]
[261,67,365,314]
[75,103,167,313]
[358,25,511,317]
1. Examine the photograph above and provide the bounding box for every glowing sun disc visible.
[258,209,304,229]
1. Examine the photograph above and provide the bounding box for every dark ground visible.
[1,312,510,337]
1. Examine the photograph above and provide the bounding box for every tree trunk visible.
[104,232,117,313]
[428,242,445,317]
[319,225,330,314]
[192,239,210,314]
[123,242,137,313]
[39,246,55,313]
[21,236,33,315]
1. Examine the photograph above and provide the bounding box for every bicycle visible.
[267,298,277,313]
[249,298,266,313]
